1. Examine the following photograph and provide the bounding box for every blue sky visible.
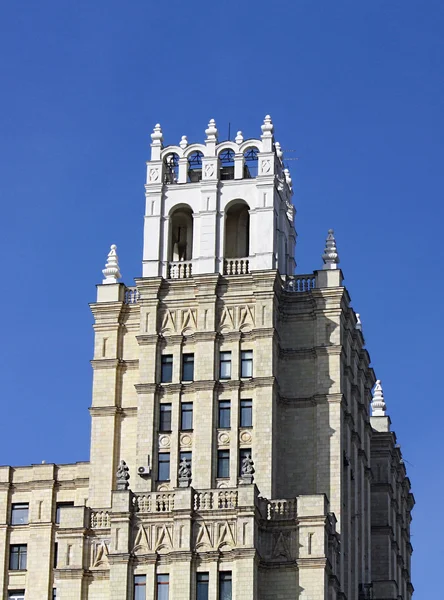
[0,0,442,594]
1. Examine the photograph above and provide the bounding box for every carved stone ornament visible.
[116,459,130,491]
[204,163,215,177]
[149,167,160,182]
[178,457,192,488]
[180,433,192,448]
[218,431,230,446]
[240,454,255,484]
[239,430,252,444]
[261,159,271,174]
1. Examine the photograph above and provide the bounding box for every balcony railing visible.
[224,257,249,275]
[124,287,139,304]
[284,275,316,292]
[90,510,110,528]
[133,492,175,513]
[266,498,297,520]
[194,489,238,511]
[168,261,193,279]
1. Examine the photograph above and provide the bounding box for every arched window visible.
[187,151,203,182]
[243,147,259,179]
[219,149,235,180]
[224,202,250,258]
[163,153,179,184]
[169,206,193,262]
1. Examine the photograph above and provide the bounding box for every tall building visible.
[0,117,414,600]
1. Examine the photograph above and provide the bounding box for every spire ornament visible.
[355,313,362,331]
[322,229,340,270]
[371,380,386,417]
[179,135,188,150]
[205,118,218,141]
[102,245,121,284]
[261,114,274,136]
[235,130,244,145]
[150,123,163,145]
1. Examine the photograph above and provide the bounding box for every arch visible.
[169,204,193,262]
[224,200,250,259]
[187,150,204,183]
[238,139,262,154]
[163,152,179,184]
[219,148,235,181]
[216,141,239,155]
[243,146,259,179]
[160,145,184,160]
[183,143,206,158]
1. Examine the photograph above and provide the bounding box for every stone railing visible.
[284,275,316,293]
[223,258,249,275]
[266,498,297,520]
[168,261,193,279]
[90,510,110,528]
[124,287,139,304]
[194,489,238,511]
[133,492,175,513]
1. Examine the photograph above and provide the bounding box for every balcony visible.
[223,257,250,276]
[168,261,193,279]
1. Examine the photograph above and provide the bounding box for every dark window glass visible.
[157,574,169,600]
[56,501,74,524]
[53,542,58,568]
[217,450,230,478]
[218,401,231,429]
[239,448,252,476]
[160,404,172,432]
[240,399,253,427]
[9,544,27,570]
[161,355,173,383]
[196,572,209,600]
[158,453,170,481]
[11,503,29,525]
[8,592,25,600]
[219,351,231,380]
[219,572,232,600]
[134,575,146,600]
[52,589,57,600]
[180,402,193,430]
[240,350,253,378]
[182,353,194,381]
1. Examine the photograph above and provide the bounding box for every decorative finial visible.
[261,114,274,136]
[322,229,340,270]
[235,130,244,145]
[275,141,283,160]
[116,459,130,491]
[102,245,121,284]
[371,380,386,417]
[283,168,292,190]
[150,123,163,145]
[205,118,218,141]
[355,313,362,331]
[179,135,188,149]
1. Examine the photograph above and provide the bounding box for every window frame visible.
[158,453,171,482]
[156,573,170,600]
[160,354,173,383]
[196,572,209,600]
[239,448,252,476]
[8,592,25,600]
[159,403,172,432]
[11,503,29,526]
[55,501,74,524]
[219,571,232,600]
[180,402,193,431]
[217,450,230,479]
[134,574,146,600]
[218,400,231,429]
[219,351,232,380]
[181,353,194,382]
[9,544,27,571]
[240,399,253,428]
[240,350,253,378]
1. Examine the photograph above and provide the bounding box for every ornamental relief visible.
[218,304,255,332]
[149,167,160,182]
[239,429,252,444]
[204,163,215,178]
[132,523,174,553]
[159,307,198,334]
[194,520,236,551]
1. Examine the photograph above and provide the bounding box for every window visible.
[196,572,209,600]
[160,404,172,432]
[219,351,231,380]
[239,448,252,476]
[217,450,230,478]
[56,501,74,524]
[8,592,25,600]
[53,542,58,568]
[182,353,194,382]
[9,544,27,570]
[218,400,231,429]
[240,399,253,427]
[161,355,173,383]
[219,571,232,600]
[157,574,169,600]
[240,350,253,378]
[11,503,29,525]
[134,575,146,600]
[180,402,193,430]
[52,589,57,600]
[158,453,170,481]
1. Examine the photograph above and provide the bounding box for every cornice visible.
[91,359,120,370]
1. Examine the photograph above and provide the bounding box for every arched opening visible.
[219,149,235,180]
[168,205,193,278]
[187,151,203,182]
[224,201,250,275]
[243,147,259,178]
[163,153,179,184]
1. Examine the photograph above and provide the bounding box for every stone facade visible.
[0,117,413,599]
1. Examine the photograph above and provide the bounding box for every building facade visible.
[0,117,414,600]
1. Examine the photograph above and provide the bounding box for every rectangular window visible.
[240,350,253,378]
[161,355,173,383]
[52,589,57,600]
[158,453,170,481]
[219,351,231,380]
[56,501,74,524]
[217,450,230,478]
[9,544,27,570]
[180,402,193,430]
[240,399,253,427]
[182,353,194,382]
[219,571,232,600]
[8,592,25,600]
[239,448,252,476]
[159,404,172,432]
[134,575,146,600]
[53,542,58,568]
[218,400,231,429]
[157,574,169,600]
[11,503,29,525]
[196,572,209,600]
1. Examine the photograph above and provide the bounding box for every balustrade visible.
[90,511,110,528]
[168,261,193,279]
[223,258,249,275]
[266,498,297,520]
[285,275,316,292]
[124,287,139,304]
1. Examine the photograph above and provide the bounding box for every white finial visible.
[283,168,292,190]
[179,135,188,149]
[102,244,121,284]
[150,123,163,145]
[275,141,283,160]
[322,229,340,270]
[261,114,274,136]
[205,118,218,141]
[235,130,244,145]
[355,313,362,331]
[371,380,386,416]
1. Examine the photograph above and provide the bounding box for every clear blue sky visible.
[0,0,441,595]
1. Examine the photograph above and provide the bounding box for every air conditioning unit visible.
[138,465,150,476]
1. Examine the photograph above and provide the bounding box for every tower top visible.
[102,244,121,284]
[371,380,387,417]
[322,229,340,270]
